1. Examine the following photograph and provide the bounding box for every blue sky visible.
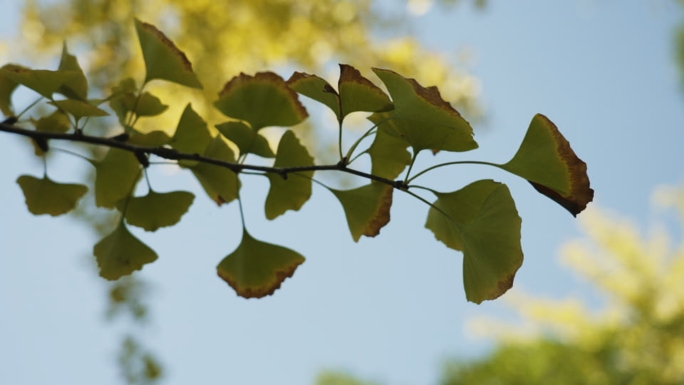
[1,1,683,385]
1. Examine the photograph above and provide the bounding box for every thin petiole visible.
[16,97,43,119]
[406,160,500,184]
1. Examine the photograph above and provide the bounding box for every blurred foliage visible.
[315,370,381,385]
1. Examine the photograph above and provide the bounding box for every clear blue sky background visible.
[1,1,683,385]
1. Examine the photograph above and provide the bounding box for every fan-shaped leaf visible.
[366,120,412,180]
[217,229,305,298]
[16,175,87,216]
[425,180,522,304]
[216,121,274,158]
[58,42,88,100]
[134,19,202,89]
[338,64,393,118]
[0,64,20,116]
[265,130,314,220]
[93,148,142,208]
[214,72,308,130]
[122,190,194,231]
[371,68,477,153]
[189,135,240,205]
[171,104,212,166]
[0,64,80,99]
[499,114,593,216]
[50,99,108,120]
[332,183,393,242]
[286,71,340,119]
[94,222,158,280]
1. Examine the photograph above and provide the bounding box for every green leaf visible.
[216,229,305,298]
[132,92,169,117]
[121,190,194,231]
[216,121,274,158]
[94,222,158,280]
[425,179,522,304]
[286,71,340,119]
[50,99,109,120]
[366,124,412,180]
[93,148,142,208]
[16,175,87,216]
[499,114,593,216]
[265,130,314,220]
[0,64,80,99]
[371,68,477,153]
[126,131,171,146]
[338,64,393,119]
[134,19,202,89]
[214,72,308,130]
[170,104,212,165]
[331,183,393,242]
[189,135,240,205]
[33,110,71,133]
[0,64,20,116]
[58,42,88,100]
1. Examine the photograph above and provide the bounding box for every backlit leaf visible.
[216,121,274,158]
[127,131,171,146]
[134,19,202,89]
[189,135,240,205]
[171,104,213,165]
[338,64,393,118]
[216,229,305,298]
[33,110,71,133]
[0,64,80,99]
[94,222,158,280]
[127,92,169,118]
[122,190,194,231]
[425,179,522,304]
[372,68,477,153]
[16,175,87,216]
[265,130,314,220]
[332,183,393,242]
[50,99,109,120]
[0,64,20,116]
[214,72,308,130]
[366,120,412,180]
[286,71,340,119]
[499,114,593,216]
[108,78,138,125]
[93,148,142,208]
[58,42,88,100]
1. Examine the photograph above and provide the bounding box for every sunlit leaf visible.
[366,122,412,180]
[214,72,308,130]
[189,135,240,205]
[338,64,393,118]
[134,19,202,89]
[216,121,274,158]
[121,190,194,231]
[108,78,138,124]
[127,131,171,146]
[94,222,158,280]
[499,114,593,216]
[0,64,20,116]
[216,229,305,298]
[265,130,314,220]
[50,99,109,120]
[129,92,169,117]
[425,179,522,304]
[170,104,213,167]
[33,110,71,133]
[58,42,88,100]
[372,68,477,153]
[93,148,142,208]
[16,175,87,216]
[286,71,340,118]
[332,183,393,242]
[0,64,80,99]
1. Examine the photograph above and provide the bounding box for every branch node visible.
[133,150,150,168]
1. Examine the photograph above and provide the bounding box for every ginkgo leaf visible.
[425,179,522,304]
[372,68,477,153]
[50,99,109,120]
[33,110,71,133]
[331,183,393,242]
[366,122,412,180]
[216,229,305,298]
[120,92,169,118]
[94,222,158,280]
[127,131,171,146]
[214,72,308,130]
[499,114,593,216]
[16,175,87,216]
[265,130,314,220]
[286,71,341,118]
[216,121,274,158]
[121,190,194,231]
[0,64,80,99]
[171,104,213,165]
[93,148,142,208]
[0,64,20,116]
[58,42,88,100]
[189,135,240,205]
[338,64,393,118]
[134,19,202,89]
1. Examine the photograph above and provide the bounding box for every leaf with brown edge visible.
[338,64,393,119]
[499,114,593,216]
[0,65,80,99]
[331,182,393,242]
[214,72,308,130]
[217,229,305,298]
[286,71,341,119]
[134,19,202,89]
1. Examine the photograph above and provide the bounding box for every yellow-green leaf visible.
[50,99,109,120]
[499,114,593,216]
[189,135,240,205]
[338,64,393,119]
[216,229,305,298]
[425,180,522,304]
[366,124,412,180]
[122,190,194,231]
[214,72,308,130]
[127,131,171,146]
[58,42,88,100]
[33,110,71,133]
[16,175,87,216]
[93,148,142,208]
[265,130,314,220]
[135,19,202,89]
[94,222,158,280]
[331,183,393,242]
[0,64,80,99]
[0,64,19,116]
[170,104,212,165]
[216,121,274,158]
[286,71,340,119]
